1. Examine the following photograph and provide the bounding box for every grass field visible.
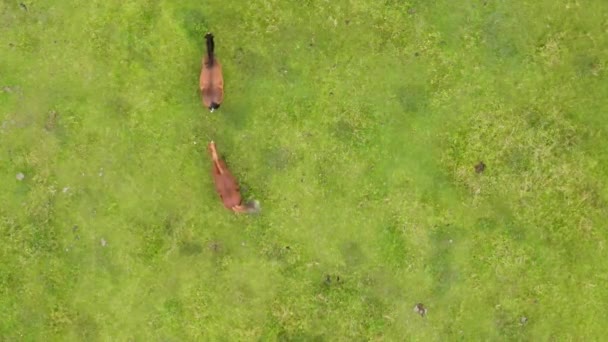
[2,0,608,340]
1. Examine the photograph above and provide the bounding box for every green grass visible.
[1,0,608,340]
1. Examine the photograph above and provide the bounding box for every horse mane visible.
[205,33,215,66]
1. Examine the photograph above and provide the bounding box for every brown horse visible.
[208,141,260,213]
[199,33,224,112]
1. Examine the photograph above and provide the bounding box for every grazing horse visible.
[199,33,224,112]
[208,141,260,213]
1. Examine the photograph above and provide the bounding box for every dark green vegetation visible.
[1,0,608,340]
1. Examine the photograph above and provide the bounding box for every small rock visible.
[98,168,104,177]
[19,3,27,11]
[520,316,528,325]
[449,239,453,244]
[475,161,486,173]
[16,172,25,181]
[100,238,107,247]
[414,303,427,317]
[62,186,70,193]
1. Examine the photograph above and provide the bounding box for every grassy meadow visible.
[1,0,608,340]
